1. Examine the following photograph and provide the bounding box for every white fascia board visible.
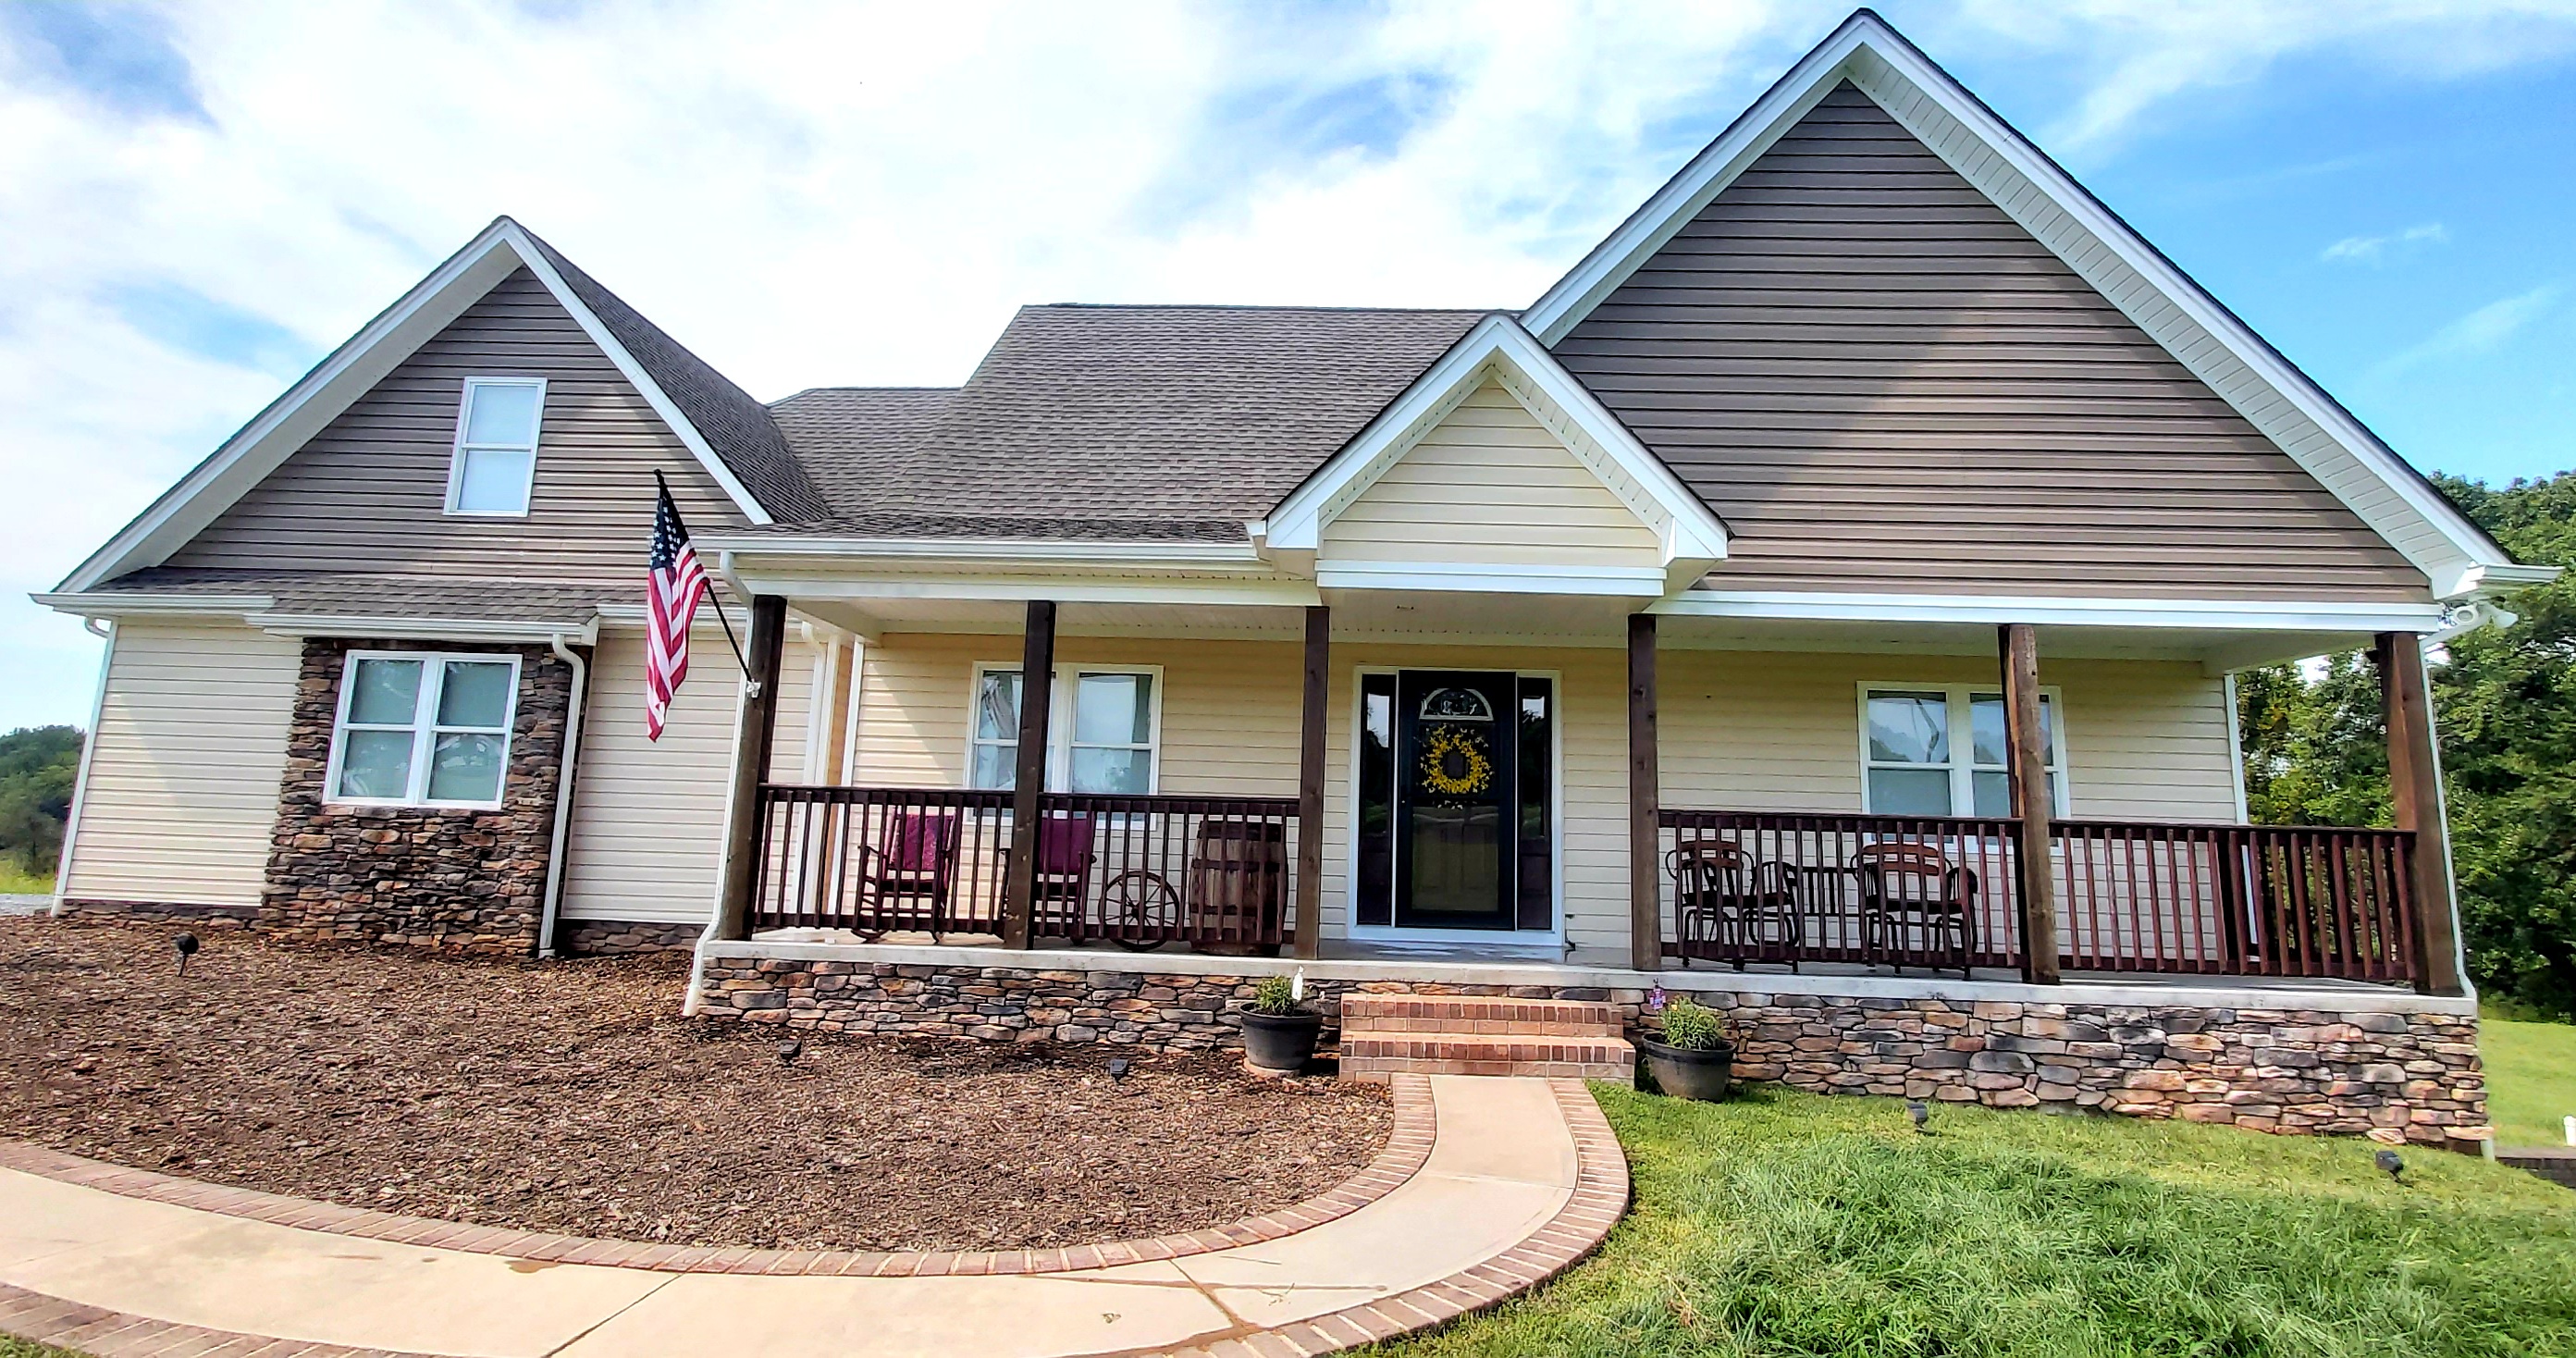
[1266,314,1727,564]
[494,223,770,525]
[56,219,771,596]
[30,591,277,617]
[697,534,1265,569]
[1317,561,1665,597]
[2455,562,2563,597]
[595,602,752,630]
[1518,10,2519,596]
[250,614,601,646]
[732,571,1320,610]
[1658,588,2447,634]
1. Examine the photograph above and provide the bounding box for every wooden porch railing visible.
[750,784,1300,953]
[1660,809,2421,983]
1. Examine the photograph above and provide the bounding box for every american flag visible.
[645,473,708,741]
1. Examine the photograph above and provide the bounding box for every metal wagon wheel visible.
[1100,869,1180,952]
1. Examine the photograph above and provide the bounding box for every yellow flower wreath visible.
[1419,724,1494,796]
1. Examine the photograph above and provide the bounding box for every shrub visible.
[1658,994,1732,1051]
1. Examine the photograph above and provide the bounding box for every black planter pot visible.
[1637,1037,1735,1102]
[1239,1009,1325,1071]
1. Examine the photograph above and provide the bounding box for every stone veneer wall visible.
[559,919,702,955]
[694,957,2487,1147]
[257,639,574,953]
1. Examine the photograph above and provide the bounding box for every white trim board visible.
[1517,10,2541,604]
[1263,314,1727,588]
[1654,589,2447,635]
[57,217,773,595]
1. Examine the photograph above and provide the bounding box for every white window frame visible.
[964,661,1164,795]
[444,377,546,517]
[323,650,523,809]
[1855,682,2070,819]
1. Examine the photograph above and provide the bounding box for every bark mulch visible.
[0,918,1390,1253]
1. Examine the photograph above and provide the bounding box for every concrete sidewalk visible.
[0,1075,1626,1358]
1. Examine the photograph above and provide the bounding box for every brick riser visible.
[1337,995,1635,1082]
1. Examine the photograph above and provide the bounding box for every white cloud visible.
[2323,222,2450,264]
[4,0,2575,728]
[2373,283,2565,376]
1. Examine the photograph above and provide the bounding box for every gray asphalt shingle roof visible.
[518,225,833,525]
[764,304,1493,537]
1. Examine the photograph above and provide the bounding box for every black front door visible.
[1394,671,1518,930]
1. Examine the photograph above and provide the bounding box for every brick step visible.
[1338,994,1623,1039]
[1337,1030,1636,1083]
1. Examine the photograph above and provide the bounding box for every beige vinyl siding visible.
[63,619,300,908]
[1554,81,2429,602]
[1658,650,2237,822]
[166,267,746,580]
[849,635,1629,954]
[1320,380,1661,569]
[853,634,1301,796]
[560,630,816,924]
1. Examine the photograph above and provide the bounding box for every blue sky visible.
[2,1,2573,731]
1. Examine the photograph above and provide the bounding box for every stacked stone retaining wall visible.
[693,956,2486,1147]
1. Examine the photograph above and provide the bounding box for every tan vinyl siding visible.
[166,268,746,580]
[63,619,300,908]
[1658,650,2237,822]
[847,636,2240,954]
[853,634,1301,796]
[1320,380,1661,568]
[560,631,816,925]
[1554,81,2429,602]
[849,636,1626,956]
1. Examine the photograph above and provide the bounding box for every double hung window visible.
[967,665,1161,794]
[327,653,520,808]
[1861,685,2064,817]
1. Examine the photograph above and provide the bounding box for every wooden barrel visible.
[1187,819,1287,956]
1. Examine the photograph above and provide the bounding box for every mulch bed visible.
[0,918,1390,1253]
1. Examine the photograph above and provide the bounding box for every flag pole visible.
[655,470,753,677]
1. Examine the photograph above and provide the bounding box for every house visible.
[37,12,2538,1142]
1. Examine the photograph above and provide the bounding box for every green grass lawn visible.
[0,1337,84,1358]
[0,864,52,895]
[1374,1085,2576,1358]
[2483,1018,2576,1150]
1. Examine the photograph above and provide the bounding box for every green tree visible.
[0,725,83,876]
[2429,473,2576,1018]
[2231,472,2576,1018]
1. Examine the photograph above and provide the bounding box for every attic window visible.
[446,378,545,515]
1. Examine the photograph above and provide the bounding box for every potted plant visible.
[1239,973,1323,1072]
[1638,992,1735,1102]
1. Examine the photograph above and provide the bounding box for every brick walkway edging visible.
[0,1078,1631,1358]
[1150,1079,1632,1357]
[0,1076,1437,1279]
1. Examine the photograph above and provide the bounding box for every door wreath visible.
[1418,723,1494,797]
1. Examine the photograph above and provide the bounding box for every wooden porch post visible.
[2376,631,2463,995]
[714,595,789,941]
[1628,613,1663,972]
[1000,600,1056,949]
[2000,623,2060,983]
[1293,606,1328,959]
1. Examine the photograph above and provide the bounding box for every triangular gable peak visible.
[1263,315,1727,596]
[1520,9,2541,602]
[59,219,783,594]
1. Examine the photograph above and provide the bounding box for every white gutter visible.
[29,592,274,617]
[52,619,117,917]
[696,534,1265,567]
[536,631,591,959]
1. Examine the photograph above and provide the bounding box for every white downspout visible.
[52,618,116,917]
[536,625,593,958]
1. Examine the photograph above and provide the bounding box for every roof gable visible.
[1554,82,2431,603]
[1520,9,2533,601]
[1265,314,1727,594]
[58,218,806,594]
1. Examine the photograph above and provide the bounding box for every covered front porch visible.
[698,567,2467,1000]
